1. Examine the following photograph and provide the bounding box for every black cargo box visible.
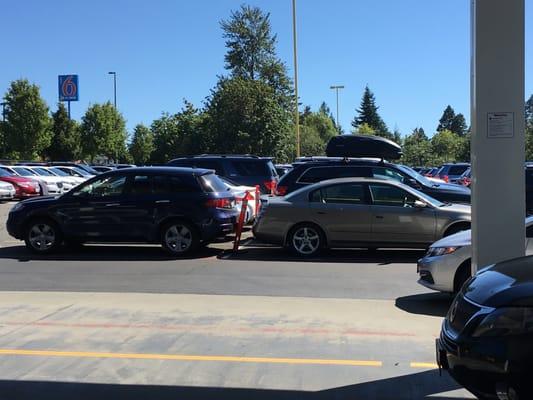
[325,134,402,160]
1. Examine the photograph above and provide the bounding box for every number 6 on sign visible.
[58,75,79,102]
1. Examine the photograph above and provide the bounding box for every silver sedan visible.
[253,177,471,257]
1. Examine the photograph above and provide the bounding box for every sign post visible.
[58,75,79,119]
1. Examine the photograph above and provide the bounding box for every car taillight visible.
[276,185,288,196]
[463,178,471,186]
[206,198,234,209]
[263,180,277,194]
[443,175,449,183]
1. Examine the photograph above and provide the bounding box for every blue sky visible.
[1,0,532,138]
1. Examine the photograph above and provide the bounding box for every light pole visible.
[291,0,300,158]
[329,85,344,134]
[108,71,117,109]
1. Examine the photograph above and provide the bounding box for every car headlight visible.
[426,246,461,257]
[472,307,533,337]
[10,202,25,212]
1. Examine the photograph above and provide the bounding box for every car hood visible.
[428,182,471,194]
[431,229,472,248]
[464,255,533,307]
[19,195,60,207]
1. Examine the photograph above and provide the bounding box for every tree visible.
[220,5,292,103]
[401,127,432,166]
[431,129,464,164]
[298,108,338,156]
[351,86,390,139]
[2,79,52,160]
[46,103,81,161]
[80,102,127,162]
[204,77,294,162]
[450,113,467,136]
[129,124,154,165]
[437,105,456,133]
[526,94,533,128]
[151,101,207,163]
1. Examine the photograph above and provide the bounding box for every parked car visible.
[0,181,16,200]
[3,166,64,195]
[0,169,41,198]
[275,164,293,177]
[276,158,471,203]
[220,177,257,224]
[437,255,533,399]
[418,217,533,293]
[425,167,440,178]
[167,155,279,194]
[24,166,75,192]
[52,165,95,180]
[110,164,136,169]
[457,167,471,187]
[435,163,470,183]
[48,162,99,176]
[91,166,116,173]
[253,177,471,257]
[45,167,85,186]
[6,167,239,256]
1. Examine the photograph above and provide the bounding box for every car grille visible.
[447,295,481,333]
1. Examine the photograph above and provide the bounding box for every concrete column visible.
[471,0,525,271]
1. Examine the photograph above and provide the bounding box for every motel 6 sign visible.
[58,75,79,102]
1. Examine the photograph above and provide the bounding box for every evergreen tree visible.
[402,127,432,166]
[437,105,456,132]
[47,103,81,161]
[526,94,533,128]
[319,101,338,132]
[351,86,390,138]
[2,79,52,160]
[450,113,467,136]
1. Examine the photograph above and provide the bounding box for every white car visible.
[220,177,258,224]
[18,166,70,193]
[53,166,95,180]
[2,166,60,195]
[44,167,85,187]
[417,216,533,293]
[0,181,16,200]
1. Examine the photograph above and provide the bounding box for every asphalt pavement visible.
[0,201,474,400]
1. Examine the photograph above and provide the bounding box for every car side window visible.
[129,175,152,195]
[298,166,371,184]
[369,184,417,207]
[526,225,533,238]
[194,160,224,175]
[73,175,127,198]
[322,184,366,205]
[309,189,322,203]
[153,175,200,194]
[371,167,405,183]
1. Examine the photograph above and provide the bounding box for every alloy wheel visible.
[28,223,56,251]
[165,224,193,254]
[292,226,320,255]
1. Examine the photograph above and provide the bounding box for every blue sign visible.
[58,75,79,101]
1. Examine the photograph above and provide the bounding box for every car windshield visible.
[33,168,54,176]
[72,167,91,177]
[408,186,445,207]
[0,169,12,177]
[199,173,231,192]
[13,167,36,177]
[396,165,434,187]
[49,168,69,176]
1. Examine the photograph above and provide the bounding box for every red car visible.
[0,169,41,198]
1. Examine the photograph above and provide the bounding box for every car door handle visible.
[105,203,120,207]
[155,200,171,204]
[375,215,384,219]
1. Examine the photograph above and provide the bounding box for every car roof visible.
[292,159,392,168]
[102,166,214,176]
[310,177,405,186]
[169,154,270,161]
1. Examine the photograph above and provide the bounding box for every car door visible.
[308,182,372,246]
[368,182,436,245]
[58,174,128,240]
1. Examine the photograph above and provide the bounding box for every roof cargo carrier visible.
[325,134,402,160]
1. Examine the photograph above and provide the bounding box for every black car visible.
[276,158,471,204]
[167,155,279,194]
[6,167,239,256]
[437,255,533,399]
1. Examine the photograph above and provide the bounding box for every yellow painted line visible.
[410,362,438,369]
[0,349,382,367]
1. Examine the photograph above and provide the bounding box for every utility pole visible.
[292,0,300,158]
[330,85,344,134]
[108,71,117,109]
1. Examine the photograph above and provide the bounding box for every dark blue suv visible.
[6,167,239,256]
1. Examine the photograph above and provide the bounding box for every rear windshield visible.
[199,173,231,193]
[231,160,274,177]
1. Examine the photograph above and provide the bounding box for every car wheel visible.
[161,221,199,256]
[288,223,324,257]
[24,218,62,254]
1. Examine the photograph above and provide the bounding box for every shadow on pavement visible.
[0,370,472,400]
[221,246,425,264]
[0,244,222,262]
[395,292,455,318]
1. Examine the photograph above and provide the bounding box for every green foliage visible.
[128,124,154,165]
[204,77,294,162]
[319,101,339,133]
[299,108,338,156]
[47,103,81,161]
[437,105,467,136]
[351,86,390,139]
[526,94,533,129]
[2,79,52,160]
[221,5,292,105]
[401,128,432,166]
[354,123,376,135]
[80,102,127,162]
[430,129,465,164]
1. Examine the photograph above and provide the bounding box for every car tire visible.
[24,218,62,254]
[287,223,325,257]
[454,260,472,293]
[161,221,199,257]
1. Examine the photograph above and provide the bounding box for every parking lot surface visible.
[0,201,474,399]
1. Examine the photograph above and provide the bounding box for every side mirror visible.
[414,200,427,208]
